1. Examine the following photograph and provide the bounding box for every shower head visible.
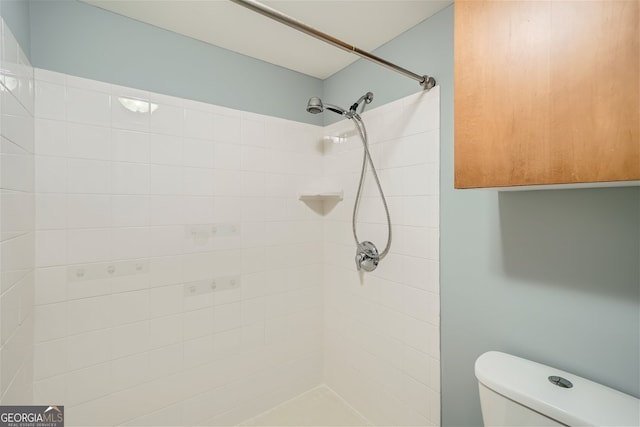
[306,92,373,118]
[306,97,349,117]
[306,97,324,114]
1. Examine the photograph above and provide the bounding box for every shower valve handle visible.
[356,241,379,272]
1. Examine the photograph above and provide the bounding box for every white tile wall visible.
[33,69,324,426]
[0,17,35,405]
[27,65,440,426]
[323,88,441,426]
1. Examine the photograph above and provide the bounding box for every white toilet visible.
[475,351,640,426]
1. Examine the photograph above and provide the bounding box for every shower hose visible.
[351,105,392,269]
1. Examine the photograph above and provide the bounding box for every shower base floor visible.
[237,385,371,426]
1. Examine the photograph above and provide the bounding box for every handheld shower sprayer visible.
[306,97,350,117]
[306,92,373,119]
[305,91,391,273]
[306,97,324,114]
[349,91,373,114]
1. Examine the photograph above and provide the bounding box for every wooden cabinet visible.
[454,0,639,189]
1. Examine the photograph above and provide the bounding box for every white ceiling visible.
[81,0,452,79]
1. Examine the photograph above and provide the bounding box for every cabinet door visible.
[454,0,639,188]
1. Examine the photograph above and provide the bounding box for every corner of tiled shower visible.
[0,14,37,407]
[321,91,441,427]
[0,15,439,427]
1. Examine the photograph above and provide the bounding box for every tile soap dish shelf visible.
[298,190,343,215]
[297,191,343,202]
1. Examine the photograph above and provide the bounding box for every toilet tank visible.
[475,351,640,427]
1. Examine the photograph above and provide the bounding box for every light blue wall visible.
[0,0,30,57]
[323,5,452,127]
[28,0,323,125]
[326,4,640,426]
[443,187,639,425]
[16,1,640,425]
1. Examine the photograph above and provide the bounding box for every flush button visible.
[548,376,573,388]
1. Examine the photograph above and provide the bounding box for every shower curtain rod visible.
[229,0,436,90]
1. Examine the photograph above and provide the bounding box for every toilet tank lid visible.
[475,351,640,427]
